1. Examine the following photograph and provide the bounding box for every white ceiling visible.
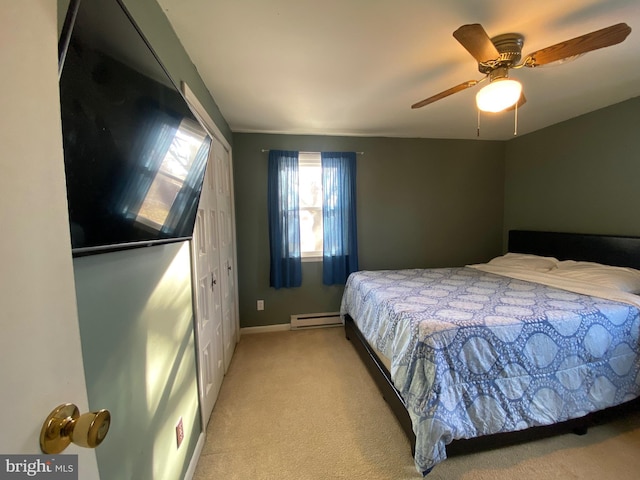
[157,0,640,141]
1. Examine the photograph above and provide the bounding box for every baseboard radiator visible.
[290,312,342,330]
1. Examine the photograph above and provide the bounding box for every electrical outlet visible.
[175,417,184,449]
[257,300,264,311]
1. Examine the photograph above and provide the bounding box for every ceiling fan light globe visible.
[476,79,522,112]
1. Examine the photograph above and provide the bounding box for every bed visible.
[341,230,640,475]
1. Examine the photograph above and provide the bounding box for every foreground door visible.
[0,2,99,478]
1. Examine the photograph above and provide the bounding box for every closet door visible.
[182,82,239,421]
[192,155,224,427]
[211,136,238,372]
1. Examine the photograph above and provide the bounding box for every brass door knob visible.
[40,403,111,454]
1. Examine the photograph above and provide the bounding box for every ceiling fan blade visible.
[526,23,631,67]
[453,24,501,64]
[411,80,479,109]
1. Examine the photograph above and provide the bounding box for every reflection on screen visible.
[135,118,208,231]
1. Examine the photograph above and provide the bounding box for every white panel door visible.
[212,137,238,371]
[191,155,224,428]
[181,81,238,388]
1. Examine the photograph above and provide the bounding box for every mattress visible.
[340,266,640,475]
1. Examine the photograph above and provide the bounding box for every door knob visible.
[40,403,111,454]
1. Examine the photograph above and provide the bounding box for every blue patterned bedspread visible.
[340,267,640,475]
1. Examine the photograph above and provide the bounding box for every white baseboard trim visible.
[240,323,290,335]
[184,431,205,480]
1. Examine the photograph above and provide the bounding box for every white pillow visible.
[551,260,640,294]
[487,253,560,272]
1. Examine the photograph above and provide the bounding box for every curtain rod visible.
[261,149,364,155]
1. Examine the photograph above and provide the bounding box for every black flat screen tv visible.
[59,0,211,256]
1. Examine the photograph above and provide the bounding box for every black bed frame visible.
[509,230,640,270]
[344,230,640,456]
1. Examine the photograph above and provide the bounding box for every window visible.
[298,152,323,260]
[268,149,358,288]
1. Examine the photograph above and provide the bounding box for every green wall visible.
[504,96,640,239]
[234,133,506,328]
[75,243,199,480]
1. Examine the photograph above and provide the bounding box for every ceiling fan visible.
[411,23,632,113]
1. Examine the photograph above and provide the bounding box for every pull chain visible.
[477,109,480,137]
[514,100,518,136]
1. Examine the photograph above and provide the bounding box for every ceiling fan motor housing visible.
[479,33,524,73]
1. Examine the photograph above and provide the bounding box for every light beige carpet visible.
[194,327,640,480]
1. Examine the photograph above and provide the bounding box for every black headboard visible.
[508,230,640,270]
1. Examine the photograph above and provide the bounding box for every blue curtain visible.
[268,150,302,288]
[321,152,358,285]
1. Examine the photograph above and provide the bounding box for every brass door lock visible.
[40,403,111,454]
